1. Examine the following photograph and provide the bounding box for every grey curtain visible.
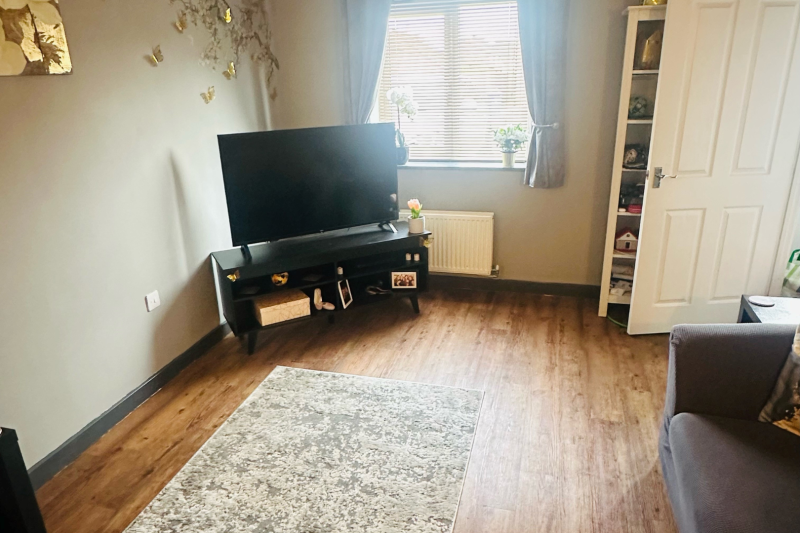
[517,0,569,188]
[344,0,392,124]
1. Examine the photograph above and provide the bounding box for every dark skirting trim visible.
[429,274,601,299]
[27,322,231,490]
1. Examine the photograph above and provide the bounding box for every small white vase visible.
[408,215,425,234]
[501,151,516,168]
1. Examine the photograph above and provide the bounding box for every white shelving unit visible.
[598,5,667,318]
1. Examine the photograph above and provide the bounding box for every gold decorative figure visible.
[175,12,188,33]
[641,29,663,70]
[201,86,216,104]
[223,61,236,80]
[271,272,289,286]
[226,269,240,282]
[149,45,164,66]
[223,7,232,23]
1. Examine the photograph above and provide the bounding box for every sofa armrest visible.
[664,323,795,422]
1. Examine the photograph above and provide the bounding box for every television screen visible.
[218,123,399,246]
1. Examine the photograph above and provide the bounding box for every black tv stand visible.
[212,222,431,355]
[378,222,397,233]
[240,244,252,262]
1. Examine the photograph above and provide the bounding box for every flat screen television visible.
[218,123,399,246]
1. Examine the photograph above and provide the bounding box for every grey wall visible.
[270,0,636,285]
[0,1,270,465]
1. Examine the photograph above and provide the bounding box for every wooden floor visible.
[37,290,677,533]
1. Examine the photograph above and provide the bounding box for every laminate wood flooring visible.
[36,290,676,533]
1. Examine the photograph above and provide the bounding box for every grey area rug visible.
[124,366,484,533]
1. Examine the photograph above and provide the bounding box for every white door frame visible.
[770,143,800,295]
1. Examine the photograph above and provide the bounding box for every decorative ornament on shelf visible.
[271,272,289,286]
[640,29,663,70]
[407,199,425,234]
[201,86,215,104]
[615,228,638,252]
[148,45,164,66]
[642,0,667,5]
[222,61,236,79]
[623,143,648,169]
[0,0,73,76]
[387,86,418,166]
[628,96,650,119]
[493,124,531,168]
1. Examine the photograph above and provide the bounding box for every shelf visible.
[233,274,335,302]
[628,119,653,125]
[608,292,632,305]
[613,252,637,260]
[343,263,421,281]
[617,211,642,217]
[622,167,648,172]
[632,69,659,76]
[238,310,320,336]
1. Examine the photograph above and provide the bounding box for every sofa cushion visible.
[758,346,800,436]
[669,413,800,533]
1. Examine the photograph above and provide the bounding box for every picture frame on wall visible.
[338,279,353,309]
[391,271,417,289]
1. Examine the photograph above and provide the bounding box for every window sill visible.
[399,161,525,171]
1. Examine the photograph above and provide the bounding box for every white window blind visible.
[378,0,530,162]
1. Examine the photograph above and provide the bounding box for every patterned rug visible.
[124,366,484,533]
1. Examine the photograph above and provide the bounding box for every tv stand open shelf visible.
[212,222,431,354]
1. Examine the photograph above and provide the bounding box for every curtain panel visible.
[517,0,569,188]
[344,0,392,124]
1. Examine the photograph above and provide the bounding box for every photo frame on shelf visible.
[338,279,353,309]
[391,271,417,289]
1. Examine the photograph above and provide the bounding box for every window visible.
[378,0,530,163]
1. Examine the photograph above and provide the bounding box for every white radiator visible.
[400,210,494,276]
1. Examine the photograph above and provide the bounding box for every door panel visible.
[709,206,762,300]
[733,2,800,173]
[674,2,738,177]
[629,0,800,334]
[655,209,705,304]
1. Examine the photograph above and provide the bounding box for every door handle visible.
[653,167,676,188]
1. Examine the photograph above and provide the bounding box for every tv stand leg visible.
[240,244,252,262]
[378,222,397,234]
[247,331,257,355]
[410,294,420,314]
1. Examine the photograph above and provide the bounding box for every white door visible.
[629,0,800,334]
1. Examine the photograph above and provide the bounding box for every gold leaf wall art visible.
[0,0,72,76]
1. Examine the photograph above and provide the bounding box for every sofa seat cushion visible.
[669,413,800,533]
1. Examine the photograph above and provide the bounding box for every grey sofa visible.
[660,324,800,533]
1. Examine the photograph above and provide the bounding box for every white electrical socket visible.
[145,290,161,312]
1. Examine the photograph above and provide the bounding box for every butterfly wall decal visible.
[223,62,236,80]
[149,45,164,66]
[201,86,216,104]
[224,7,232,23]
[175,12,187,33]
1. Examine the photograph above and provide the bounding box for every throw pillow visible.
[758,325,800,436]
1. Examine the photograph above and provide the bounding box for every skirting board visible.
[430,274,601,299]
[27,322,231,490]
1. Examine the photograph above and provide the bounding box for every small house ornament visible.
[615,228,638,252]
